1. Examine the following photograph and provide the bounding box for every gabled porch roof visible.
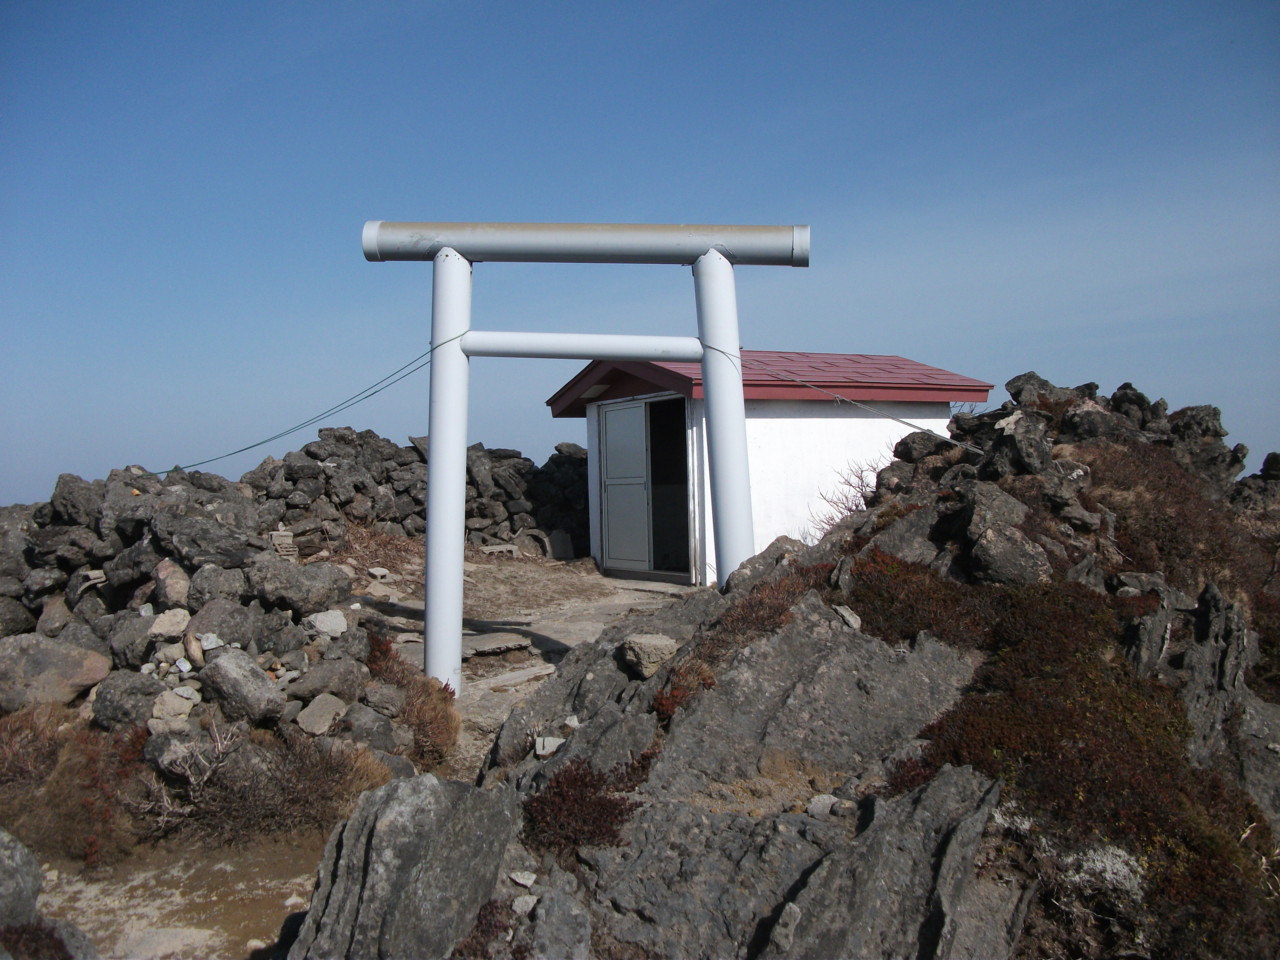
[547,350,992,418]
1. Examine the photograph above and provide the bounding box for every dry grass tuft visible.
[1,710,397,860]
[0,705,67,788]
[312,522,422,572]
[136,723,391,844]
[366,630,460,769]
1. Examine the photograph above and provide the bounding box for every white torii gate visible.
[362,221,810,688]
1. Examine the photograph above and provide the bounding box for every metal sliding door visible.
[601,402,650,571]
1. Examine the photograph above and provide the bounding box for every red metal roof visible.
[547,350,992,417]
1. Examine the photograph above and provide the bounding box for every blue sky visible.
[2,1,1277,505]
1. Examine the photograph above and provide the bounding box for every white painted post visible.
[424,247,471,689]
[693,249,755,587]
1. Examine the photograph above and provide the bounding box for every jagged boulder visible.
[244,552,351,618]
[287,775,520,960]
[201,647,285,724]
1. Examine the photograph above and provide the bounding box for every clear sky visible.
[2,1,1277,506]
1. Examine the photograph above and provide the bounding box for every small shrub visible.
[810,457,887,534]
[870,501,923,533]
[367,629,460,769]
[650,686,692,723]
[400,677,460,769]
[140,723,391,844]
[1078,439,1272,597]
[650,661,715,724]
[712,563,835,652]
[522,758,640,861]
[835,547,1001,648]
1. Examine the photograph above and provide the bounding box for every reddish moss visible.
[522,758,640,862]
[650,686,692,723]
[713,563,835,647]
[452,900,518,960]
[650,661,715,725]
[835,547,1002,649]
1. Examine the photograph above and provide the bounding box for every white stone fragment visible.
[564,715,581,729]
[172,686,201,703]
[770,902,802,952]
[832,605,862,631]
[805,794,839,820]
[147,717,188,736]
[197,633,225,651]
[152,689,195,721]
[509,871,537,888]
[148,608,191,637]
[138,603,154,617]
[618,633,679,679]
[534,736,566,758]
[139,662,157,674]
[512,895,539,917]
[297,693,347,736]
[304,610,349,638]
[174,657,192,673]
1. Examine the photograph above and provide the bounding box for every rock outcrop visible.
[284,375,1280,960]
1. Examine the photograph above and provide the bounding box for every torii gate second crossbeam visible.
[363,221,810,688]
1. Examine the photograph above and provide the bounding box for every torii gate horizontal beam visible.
[461,330,704,362]
[363,220,809,267]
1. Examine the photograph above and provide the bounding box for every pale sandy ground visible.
[36,555,692,960]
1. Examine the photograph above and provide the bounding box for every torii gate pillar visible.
[364,221,809,688]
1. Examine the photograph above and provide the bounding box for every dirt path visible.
[35,553,693,960]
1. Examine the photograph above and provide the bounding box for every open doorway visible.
[600,395,690,581]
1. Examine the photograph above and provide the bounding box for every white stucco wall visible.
[691,397,952,585]
[585,394,952,586]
